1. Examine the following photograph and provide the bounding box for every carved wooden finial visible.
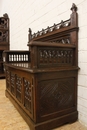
[70,3,78,26]
[37,31,40,36]
[53,23,57,30]
[29,28,32,35]
[47,26,51,32]
[3,13,8,18]
[61,20,64,26]
[71,3,77,12]
[28,28,32,42]
[42,29,45,34]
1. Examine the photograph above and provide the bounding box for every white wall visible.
[0,0,87,127]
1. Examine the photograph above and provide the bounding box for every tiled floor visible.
[0,79,87,130]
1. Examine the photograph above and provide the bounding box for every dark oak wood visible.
[0,13,9,78]
[4,3,79,130]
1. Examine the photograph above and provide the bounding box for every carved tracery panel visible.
[11,73,15,95]
[6,70,10,90]
[16,76,22,102]
[38,48,74,67]
[24,78,32,113]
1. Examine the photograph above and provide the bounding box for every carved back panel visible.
[0,13,9,44]
[27,3,78,69]
[0,13,9,78]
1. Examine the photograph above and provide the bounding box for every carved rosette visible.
[0,16,8,28]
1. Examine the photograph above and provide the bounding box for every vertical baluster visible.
[12,55,13,61]
[17,55,18,61]
[26,54,27,61]
[21,55,23,61]
[25,54,28,61]
[23,54,24,61]
[9,55,11,61]
[25,55,26,61]
[19,55,20,61]
[18,55,19,61]
[67,51,69,63]
[65,51,67,63]
[68,51,70,63]
[58,51,61,63]
[13,54,14,61]
[64,51,66,63]
[14,54,16,61]
[15,54,17,62]
[20,55,22,61]
[70,50,73,64]
[24,55,25,61]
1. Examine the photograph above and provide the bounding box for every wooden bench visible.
[4,3,79,130]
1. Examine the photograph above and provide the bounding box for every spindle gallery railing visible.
[29,19,71,40]
[4,51,30,63]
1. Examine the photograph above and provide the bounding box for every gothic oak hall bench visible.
[4,3,79,130]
